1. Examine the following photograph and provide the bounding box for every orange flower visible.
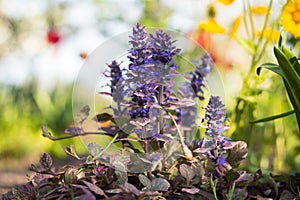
[198,18,225,34]
[281,0,300,38]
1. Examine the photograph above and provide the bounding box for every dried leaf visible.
[182,187,200,194]
[64,144,82,160]
[41,125,52,138]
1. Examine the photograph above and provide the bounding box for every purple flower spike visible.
[194,96,233,179]
[204,96,228,138]
[190,53,213,100]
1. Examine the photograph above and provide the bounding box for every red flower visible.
[47,28,61,44]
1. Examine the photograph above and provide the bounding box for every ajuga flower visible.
[191,53,213,100]
[194,96,232,179]
[204,96,229,137]
[126,24,182,130]
[177,53,213,129]
[126,24,180,87]
[102,60,127,115]
[129,83,157,119]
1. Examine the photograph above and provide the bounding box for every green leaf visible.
[278,33,282,48]
[256,63,282,76]
[113,161,128,184]
[127,156,153,173]
[250,110,295,123]
[274,47,300,130]
[115,170,128,185]
[151,178,170,192]
[88,142,103,158]
[290,56,300,77]
[225,170,240,185]
[227,141,248,168]
[284,80,300,131]
[274,47,300,92]
[138,174,151,189]
[281,45,294,60]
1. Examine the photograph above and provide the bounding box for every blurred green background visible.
[0,0,299,174]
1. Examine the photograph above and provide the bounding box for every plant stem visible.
[158,85,164,134]
[210,177,219,200]
[227,183,236,200]
[93,134,118,161]
[232,0,274,137]
[166,110,193,161]
[246,0,255,41]
[143,126,152,180]
[157,85,167,170]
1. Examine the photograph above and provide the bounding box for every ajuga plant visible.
[2,24,251,200]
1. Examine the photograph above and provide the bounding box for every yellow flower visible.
[256,28,280,42]
[281,0,300,38]
[251,6,268,15]
[229,15,242,38]
[217,0,235,5]
[198,18,225,34]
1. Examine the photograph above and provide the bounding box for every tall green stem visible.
[233,0,274,137]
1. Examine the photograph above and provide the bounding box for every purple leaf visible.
[82,180,108,198]
[151,178,170,192]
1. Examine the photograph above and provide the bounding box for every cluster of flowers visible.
[103,25,233,180]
